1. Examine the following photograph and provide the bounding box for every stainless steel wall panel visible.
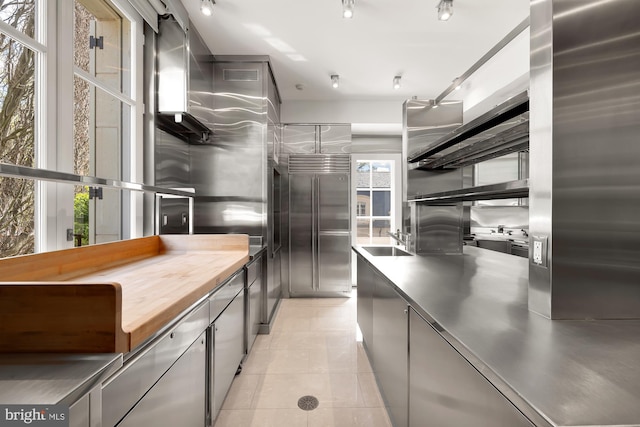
[529,0,640,319]
[155,130,190,188]
[402,100,463,248]
[411,203,463,254]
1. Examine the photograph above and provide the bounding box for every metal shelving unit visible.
[407,91,529,169]
[409,179,529,204]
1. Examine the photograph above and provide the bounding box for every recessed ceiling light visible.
[331,75,340,89]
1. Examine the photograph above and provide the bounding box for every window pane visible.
[372,163,391,188]
[74,186,90,247]
[372,161,391,172]
[0,37,35,167]
[371,219,390,245]
[0,176,34,258]
[357,218,370,245]
[357,191,370,216]
[74,0,130,96]
[74,77,128,179]
[372,191,391,216]
[356,161,370,187]
[0,0,35,38]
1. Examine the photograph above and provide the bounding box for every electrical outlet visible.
[532,236,548,267]
[533,241,543,264]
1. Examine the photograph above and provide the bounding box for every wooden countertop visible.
[0,235,249,353]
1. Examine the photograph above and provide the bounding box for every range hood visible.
[156,16,213,144]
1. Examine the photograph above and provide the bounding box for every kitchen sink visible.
[361,246,413,256]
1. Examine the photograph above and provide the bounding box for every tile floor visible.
[214,291,392,427]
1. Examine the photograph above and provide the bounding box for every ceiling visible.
[181,0,529,103]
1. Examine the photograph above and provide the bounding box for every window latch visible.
[89,35,104,50]
[89,187,103,200]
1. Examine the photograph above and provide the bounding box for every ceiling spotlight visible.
[331,74,340,89]
[437,0,453,21]
[393,76,401,90]
[200,0,214,16]
[342,0,354,19]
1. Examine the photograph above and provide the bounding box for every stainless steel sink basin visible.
[361,246,413,256]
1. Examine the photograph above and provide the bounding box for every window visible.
[0,0,38,257]
[356,160,394,245]
[0,0,144,259]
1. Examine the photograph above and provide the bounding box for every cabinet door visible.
[373,279,408,427]
[212,291,245,421]
[409,309,534,427]
[117,332,206,427]
[356,255,374,356]
[283,125,317,154]
[319,125,351,153]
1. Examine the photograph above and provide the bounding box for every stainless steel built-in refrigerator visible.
[288,155,351,297]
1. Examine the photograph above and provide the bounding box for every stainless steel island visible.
[354,245,640,427]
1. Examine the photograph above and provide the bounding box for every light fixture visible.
[437,0,453,21]
[331,74,340,89]
[342,0,354,19]
[432,100,439,108]
[393,76,401,90]
[200,0,214,16]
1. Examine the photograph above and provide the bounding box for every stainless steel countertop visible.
[249,244,267,260]
[354,245,640,427]
[0,353,122,406]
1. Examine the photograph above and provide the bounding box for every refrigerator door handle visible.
[311,175,317,291]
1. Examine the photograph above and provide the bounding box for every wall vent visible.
[223,69,259,81]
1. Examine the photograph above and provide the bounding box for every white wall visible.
[281,26,530,132]
[445,28,530,122]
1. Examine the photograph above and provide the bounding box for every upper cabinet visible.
[282,124,351,154]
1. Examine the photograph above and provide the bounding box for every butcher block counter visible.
[0,234,249,354]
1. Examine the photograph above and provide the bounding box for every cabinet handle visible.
[404,309,408,314]
[170,332,175,339]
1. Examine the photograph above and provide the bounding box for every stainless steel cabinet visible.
[117,332,207,427]
[246,256,262,354]
[282,124,351,154]
[69,393,90,427]
[102,302,209,427]
[408,308,534,427]
[356,256,374,355]
[373,277,408,427]
[210,290,245,423]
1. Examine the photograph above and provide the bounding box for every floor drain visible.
[297,395,319,411]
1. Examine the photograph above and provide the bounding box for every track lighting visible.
[200,0,214,16]
[437,0,453,21]
[331,75,340,89]
[342,0,354,19]
[393,76,401,90]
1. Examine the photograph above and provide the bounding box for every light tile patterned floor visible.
[214,292,392,427]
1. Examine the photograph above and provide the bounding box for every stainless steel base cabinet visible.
[356,256,374,356]
[116,332,206,427]
[210,290,245,424]
[246,255,262,354]
[408,308,534,427]
[373,277,408,427]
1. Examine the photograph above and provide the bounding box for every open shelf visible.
[407,91,529,167]
[409,179,529,203]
